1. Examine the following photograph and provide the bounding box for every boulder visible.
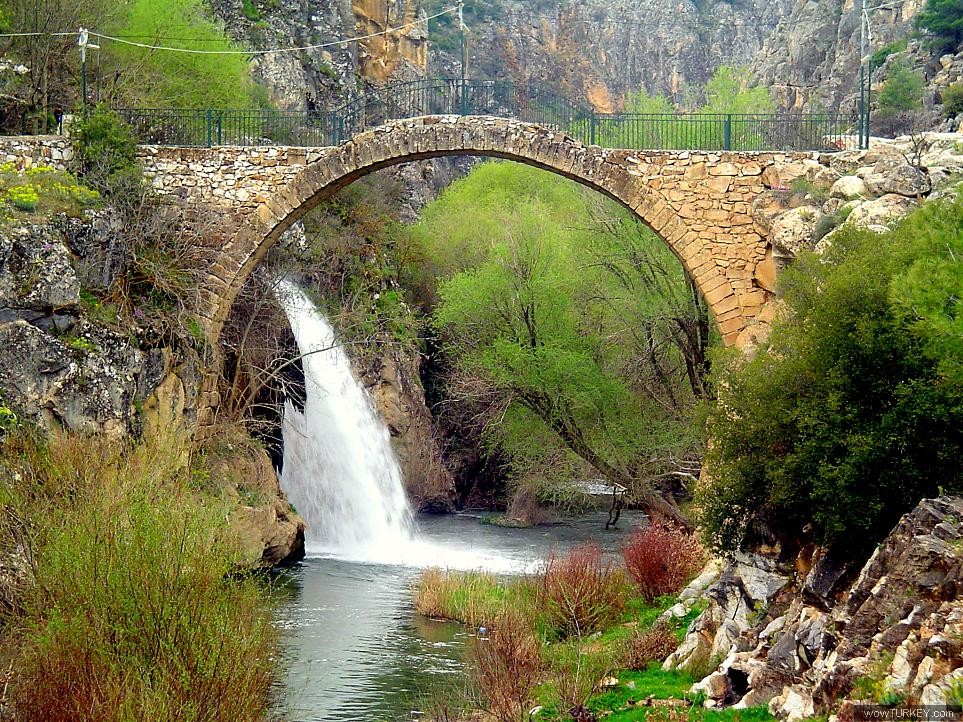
[863,158,931,197]
[829,175,868,200]
[770,206,823,259]
[212,444,306,568]
[845,194,917,231]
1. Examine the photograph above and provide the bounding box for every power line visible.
[89,5,458,56]
[0,5,457,54]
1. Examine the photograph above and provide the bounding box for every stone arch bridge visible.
[126,115,824,427]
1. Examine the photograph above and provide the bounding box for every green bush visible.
[877,62,926,116]
[71,106,141,194]
[0,431,278,722]
[700,194,963,555]
[915,0,963,52]
[0,164,100,218]
[108,0,264,109]
[870,38,908,71]
[943,82,963,117]
[6,184,38,211]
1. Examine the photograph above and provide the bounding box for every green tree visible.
[915,0,963,52]
[419,163,708,524]
[700,194,963,555]
[877,61,926,115]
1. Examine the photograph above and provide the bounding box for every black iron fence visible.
[116,78,862,152]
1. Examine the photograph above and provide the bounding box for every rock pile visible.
[666,497,963,720]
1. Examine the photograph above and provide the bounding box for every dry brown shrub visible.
[621,621,679,669]
[620,521,706,601]
[470,608,543,722]
[538,543,628,639]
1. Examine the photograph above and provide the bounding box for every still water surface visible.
[272,511,644,722]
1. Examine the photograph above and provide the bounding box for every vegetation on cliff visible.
[0,0,260,132]
[700,193,963,554]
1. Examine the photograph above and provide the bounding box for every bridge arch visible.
[193,116,778,422]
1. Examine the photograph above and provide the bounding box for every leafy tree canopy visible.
[916,0,963,52]
[700,193,963,555]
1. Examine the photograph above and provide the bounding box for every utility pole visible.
[858,0,866,148]
[78,28,99,113]
[459,0,468,115]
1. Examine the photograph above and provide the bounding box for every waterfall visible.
[276,279,416,562]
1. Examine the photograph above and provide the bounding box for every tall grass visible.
[0,430,278,722]
[414,568,518,629]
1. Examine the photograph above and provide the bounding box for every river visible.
[272,510,645,722]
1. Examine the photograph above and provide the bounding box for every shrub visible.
[469,608,543,722]
[549,643,614,719]
[943,82,963,117]
[0,430,278,722]
[71,105,141,194]
[877,62,925,116]
[621,621,679,669]
[6,184,38,211]
[916,0,963,52]
[537,543,628,638]
[700,196,963,554]
[621,522,706,601]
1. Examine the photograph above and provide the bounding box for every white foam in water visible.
[276,279,533,573]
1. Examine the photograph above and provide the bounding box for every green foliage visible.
[6,184,38,211]
[0,431,278,721]
[0,394,17,434]
[241,0,260,21]
[71,106,142,194]
[0,164,100,220]
[915,0,963,52]
[871,38,908,71]
[108,0,262,109]
[878,62,926,115]
[600,66,774,149]
[943,82,963,117]
[417,162,707,505]
[700,194,963,554]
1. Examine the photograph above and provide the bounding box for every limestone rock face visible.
[750,0,925,113]
[667,497,963,721]
[358,346,456,512]
[213,444,306,567]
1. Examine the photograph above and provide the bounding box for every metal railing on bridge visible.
[117,78,861,152]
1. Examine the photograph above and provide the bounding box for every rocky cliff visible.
[210,0,796,112]
[0,171,304,568]
[664,496,963,720]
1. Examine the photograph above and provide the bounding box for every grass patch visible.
[0,164,100,222]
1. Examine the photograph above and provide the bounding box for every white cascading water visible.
[276,279,416,562]
[276,278,533,571]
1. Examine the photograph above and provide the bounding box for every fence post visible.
[216,112,223,146]
[205,109,213,148]
[460,79,469,116]
[590,109,596,146]
[723,114,732,151]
